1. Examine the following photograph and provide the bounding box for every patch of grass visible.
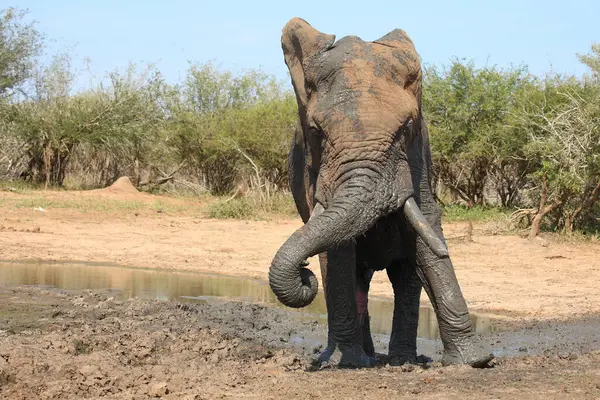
[0,180,40,194]
[1,194,193,214]
[263,193,297,216]
[73,339,92,355]
[206,193,298,220]
[442,205,510,223]
[207,197,258,219]
[149,199,187,213]
[11,197,145,211]
[547,229,600,244]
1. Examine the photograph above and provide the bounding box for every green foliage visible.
[521,70,600,233]
[424,59,535,207]
[442,204,510,223]
[168,63,297,195]
[207,197,257,219]
[577,42,600,77]
[0,7,43,99]
[206,193,297,220]
[0,8,598,236]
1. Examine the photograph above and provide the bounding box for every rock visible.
[78,365,100,377]
[401,363,415,372]
[149,382,169,397]
[0,357,14,386]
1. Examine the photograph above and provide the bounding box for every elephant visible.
[268,17,494,368]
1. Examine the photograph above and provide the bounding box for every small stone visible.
[518,347,528,352]
[78,365,100,377]
[149,382,169,397]
[401,363,415,372]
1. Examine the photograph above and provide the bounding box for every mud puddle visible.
[1,261,598,362]
[0,261,497,339]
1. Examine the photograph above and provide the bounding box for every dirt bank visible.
[1,188,599,322]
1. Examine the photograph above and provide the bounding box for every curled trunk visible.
[269,174,448,308]
[269,176,387,308]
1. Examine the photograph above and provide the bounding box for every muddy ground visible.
[1,185,600,398]
[0,286,599,399]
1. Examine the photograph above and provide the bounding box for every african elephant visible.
[268,17,493,368]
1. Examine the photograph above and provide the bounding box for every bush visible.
[442,205,509,223]
[206,198,258,219]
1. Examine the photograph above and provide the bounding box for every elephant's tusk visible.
[403,198,449,258]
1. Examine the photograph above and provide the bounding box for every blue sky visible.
[14,0,600,90]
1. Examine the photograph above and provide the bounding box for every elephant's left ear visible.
[374,29,414,48]
[373,29,421,88]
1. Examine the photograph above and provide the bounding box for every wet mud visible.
[0,261,498,340]
[0,283,599,399]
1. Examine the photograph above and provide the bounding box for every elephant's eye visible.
[394,118,414,141]
[308,126,325,141]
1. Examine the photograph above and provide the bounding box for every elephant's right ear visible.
[281,18,335,106]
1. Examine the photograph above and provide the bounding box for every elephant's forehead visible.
[313,35,420,94]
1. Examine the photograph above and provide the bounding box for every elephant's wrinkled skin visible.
[269,18,493,368]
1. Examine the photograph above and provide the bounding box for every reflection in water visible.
[0,261,496,339]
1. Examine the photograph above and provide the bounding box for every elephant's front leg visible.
[316,243,378,368]
[355,265,375,357]
[386,258,423,365]
[414,207,493,367]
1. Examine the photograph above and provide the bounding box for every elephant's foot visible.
[441,335,494,368]
[388,353,433,366]
[313,342,380,369]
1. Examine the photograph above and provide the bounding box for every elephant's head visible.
[269,18,447,308]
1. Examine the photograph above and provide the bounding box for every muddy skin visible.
[1,286,599,399]
[270,17,492,368]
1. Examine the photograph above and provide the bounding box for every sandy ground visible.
[1,182,600,398]
[1,183,599,322]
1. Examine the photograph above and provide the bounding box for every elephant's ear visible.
[281,18,335,107]
[374,29,422,109]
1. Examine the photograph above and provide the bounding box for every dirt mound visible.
[102,176,139,195]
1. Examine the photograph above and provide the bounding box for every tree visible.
[0,7,43,99]
[169,62,296,195]
[423,59,534,207]
[522,68,600,237]
[577,42,600,78]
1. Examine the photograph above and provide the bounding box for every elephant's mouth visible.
[313,196,447,258]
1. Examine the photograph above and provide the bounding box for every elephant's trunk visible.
[269,173,448,309]
[269,174,386,308]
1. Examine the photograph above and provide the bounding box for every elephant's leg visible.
[355,266,375,357]
[386,258,425,365]
[414,205,493,367]
[315,243,378,368]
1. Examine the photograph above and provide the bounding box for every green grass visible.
[441,205,511,223]
[2,195,189,214]
[0,180,40,194]
[206,193,297,220]
[73,339,93,355]
[207,197,258,219]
